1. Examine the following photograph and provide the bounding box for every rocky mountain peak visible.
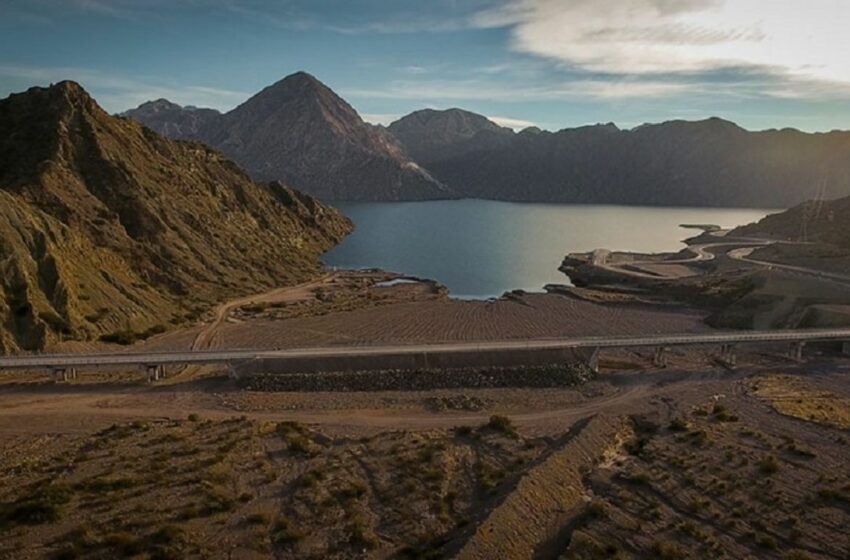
[189,72,450,201]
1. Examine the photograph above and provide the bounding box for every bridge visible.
[1,328,850,382]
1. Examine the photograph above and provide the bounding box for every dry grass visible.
[753,375,850,428]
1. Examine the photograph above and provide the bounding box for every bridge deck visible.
[1,328,849,371]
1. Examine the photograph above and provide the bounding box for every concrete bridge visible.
[1,328,850,382]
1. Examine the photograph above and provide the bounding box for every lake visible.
[322,200,776,299]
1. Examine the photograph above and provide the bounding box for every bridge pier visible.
[143,364,165,383]
[842,342,850,356]
[50,367,77,382]
[719,344,737,367]
[652,346,667,368]
[788,341,806,361]
[587,348,600,374]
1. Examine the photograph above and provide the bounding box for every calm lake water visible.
[323,200,776,299]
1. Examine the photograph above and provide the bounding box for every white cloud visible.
[473,0,850,86]
[487,115,537,129]
[0,64,248,112]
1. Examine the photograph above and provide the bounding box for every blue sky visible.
[2,0,850,132]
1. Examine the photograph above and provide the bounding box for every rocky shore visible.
[237,363,595,392]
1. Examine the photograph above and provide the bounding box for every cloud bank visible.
[473,0,850,93]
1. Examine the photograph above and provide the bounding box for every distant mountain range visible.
[124,72,450,201]
[0,81,351,352]
[388,109,850,208]
[126,73,850,207]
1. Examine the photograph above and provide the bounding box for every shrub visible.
[348,514,379,550]
[246,513,270,525]
[453,425,473,436]
[150,524,184,545]
[272,517,305,545]
[103,532,142,556]
[755,533,778,549]
[668,417,689,432]
[485,415,517,437]
[758,455,780,475]
[1,482,73,525]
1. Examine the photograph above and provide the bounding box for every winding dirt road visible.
[592,231,847,283]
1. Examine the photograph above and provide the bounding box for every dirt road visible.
[191,273,335,351]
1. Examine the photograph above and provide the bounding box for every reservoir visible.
[323,200,776,298]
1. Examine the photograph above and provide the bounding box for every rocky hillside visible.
[126,72,451,202]
[389,109,850,208]
[0,81,352,353]
[735,196,850,247]
[121,99,219,138]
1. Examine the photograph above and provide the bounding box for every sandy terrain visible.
[138,292,708,355]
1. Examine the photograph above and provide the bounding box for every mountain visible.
[389,110,850,208]
[125,72,451,202]
[0,81,352,353]
[121,98,220,138]
[387,108,514,164]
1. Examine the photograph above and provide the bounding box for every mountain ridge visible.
[125,76,850,207]
[125,72,452,202]
[388,108,850,207]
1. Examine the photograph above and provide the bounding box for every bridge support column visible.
[587,348,600,374]
[653,347,667,368]
[842,342,850,356]
[51,367,67,382]
[143,364,164,383]
[788,341,806,361]
[719,344,737,367]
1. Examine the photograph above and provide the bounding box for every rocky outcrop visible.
[0,81,352,353]
[126,72,452,202]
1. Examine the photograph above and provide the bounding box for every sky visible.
[2,0,850,132]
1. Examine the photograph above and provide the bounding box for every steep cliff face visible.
[0,81,352,352]
[126,72,451,201]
